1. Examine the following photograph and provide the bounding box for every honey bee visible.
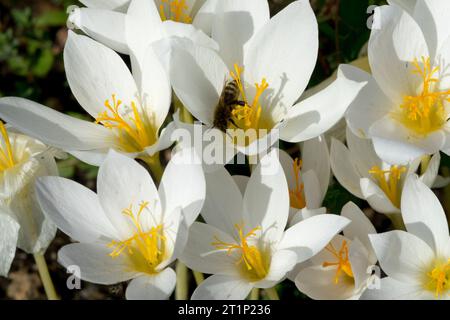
[213,80,245,132]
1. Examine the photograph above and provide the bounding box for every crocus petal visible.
[65,31,138,119]
[68,7,128,54]
[360,178,400,214]
[0,97,117,151]
[345,127,381,177]
[212,0,269,69]
[413,0,450,60]
[192,0,219,35]
[401,175,449,257]
[201,166,244,237]
[232,175,250,195]
[419,152,440,187]
[181,222,240,276]
[369,116,445,165]
[369,231,435,284]
[387,0,417,14]
[344,67,393,139]
[253,250,297,289]
[330,138,364,198]
[244,0,318,109]
[0,214,19,277]
[243,151,289,243]
[58,243,137,285]
[97,150,161,239]
[125,268,176,300]
[79,0,129,11]
[280,65,366,143]
[302,135,330,200]
[36,177,117,243]
[295,266,355,300]
[361,277,429,300]
[192,274,253,300]
[278,214,350,264]
[159,148,205,226]
[342,202,377,263]
[369,5,429,103]
[302,170,322,209]
[162,21,218,51]
[154,37,228,125]
[67,149,109,166]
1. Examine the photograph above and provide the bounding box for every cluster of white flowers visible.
[0,0,449,300]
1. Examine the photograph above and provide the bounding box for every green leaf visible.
[32,48,54,77]
[35,11,68,27]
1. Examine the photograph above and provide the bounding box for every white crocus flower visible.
[180,151,350,300]
[295,202,378,300]
[346,1,450,164]
[362,175,450,300]
[77,0,131,11]
[35,148,205,299]
[0,124,58,276]
[0,31,172,167]
[157,0,365,157]
[68,0,213,59]
[331,127,440,215]
[278,136,330,224]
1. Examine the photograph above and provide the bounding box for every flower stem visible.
[249,288,259,300]
[175,261,189,300]
[265,287,279,300]
[388,213,406,231]
[33,253,59,300]
[420,155,431,175]
[141,153,164,183]
[192,270,204,286]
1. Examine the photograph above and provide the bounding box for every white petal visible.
[64,31,138,119]
[345,127,381,177]
[413,0,450,60]
[201,166,244,237]
[180,222,240,276]
[253,249,297,289]
[369,231,434,283]
[159,148,205,226]
[369,5,429,103]
[161,21,218,50]
[58,243,137,285]
[138,46,172,130]
[278,214,350,264]
[154,38,228,125]
[369,116,445,165]
[192,0,220,35]
[67,149,109,166]
[330,138,364,198]
[302,135,330,200]
[125,269,176,300]
[36,177,117,243]
[401,175,449,257]
[232,175,250,195]
[295,266,355,300]
[244,0,318,109]
[97,150,161,239]
[302,170,322,209]
[342,202,377,262]
[280,65,366,143]
[192,274,253,300]
[212,0,269,69]
[344,67,393,138]
[68,8,128,54]
[243,151,289,243]
[0,97,117,151]
[361,277,428,300]
[79,0,129,10]
[360,178,400,214]
[0,214,19,277]
[419,152,440,187]
[387,0,417,14]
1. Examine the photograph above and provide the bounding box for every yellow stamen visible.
[108,201,166,274]
[95,94,156,153]
[229,64,270,130]
[394,56,450,135]
[425,259,449,298]
[159,0,192,23]
[289,158,306,209]
[212,223,269,281]
[0,122,16,171]
[369,165,406,208]
[322,240,354,284]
